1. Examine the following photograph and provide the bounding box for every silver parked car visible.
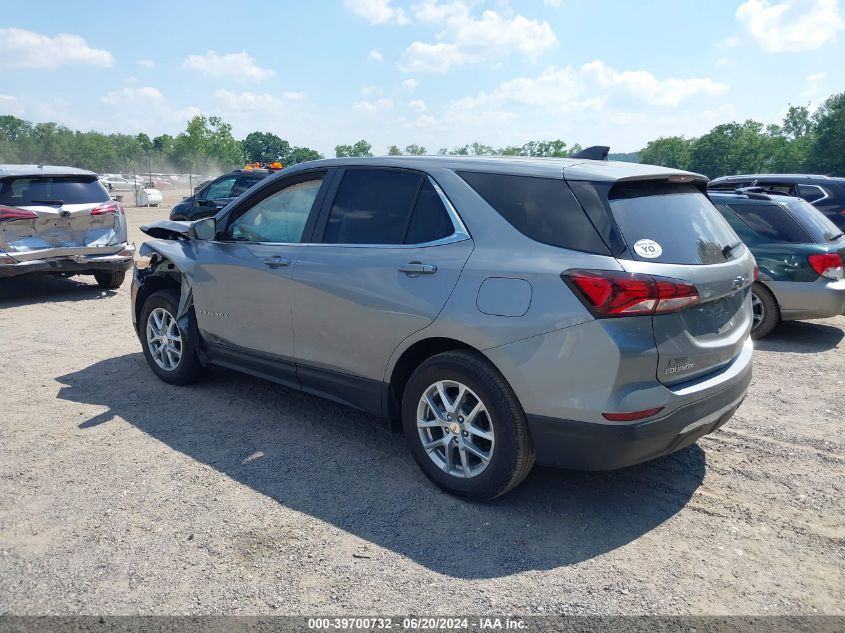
[132,157,755,499]
[0,165,134,288]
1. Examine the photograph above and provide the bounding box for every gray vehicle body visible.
[0,165,134,278]
[132,156,755,470]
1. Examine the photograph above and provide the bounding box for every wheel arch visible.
[386,336,481,431]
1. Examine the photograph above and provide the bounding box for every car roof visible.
[0,164,98,178]
[710,174,845,184]
[708,191,785,203]
[282,155,704,183]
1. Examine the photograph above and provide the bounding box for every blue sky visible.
[1,0,843,155]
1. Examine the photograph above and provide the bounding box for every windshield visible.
[609,181,742,264]
[0,176,111,206]
[779,197,844,243]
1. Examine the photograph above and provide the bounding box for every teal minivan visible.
[709,190,845,338]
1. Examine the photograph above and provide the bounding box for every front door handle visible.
[399,262,437,275]
[264,256,292,268]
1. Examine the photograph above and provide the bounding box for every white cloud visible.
[408,99,427,112]
[344,0,410,25]
[284,91,306,101]
[0,95,24,115]
[0,27,113,69]
[101,86,166,106]
[183,50,273,82]
[807,71,827,82]
[736,0,845,52]
[401,4,559,73]
[352,98,394,113]
[213,90,284,111]
[715,57,732,67]
[368,49,384,62]
[361,85,383,95]
[402,78,420,91]
[137,58,155,69]
[718,35,742,48]
[582,61,728,107]
[542,0,563,6]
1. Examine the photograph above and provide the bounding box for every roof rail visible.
[571,145,609,161]
[734,186,774,200]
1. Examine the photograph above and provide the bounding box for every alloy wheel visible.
[751,292,764,330]
[146,307,183,371]
[416,380,495,478]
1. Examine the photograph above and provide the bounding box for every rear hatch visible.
[605,179,755,385]
[779,196,845,261]
[0,175,126,262]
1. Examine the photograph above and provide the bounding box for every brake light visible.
[563,270,700,317]
[0,205,38,220]
[808,253,844,280]
[753,264,759,281]
[603,407,664,422]
[91,201,124,216]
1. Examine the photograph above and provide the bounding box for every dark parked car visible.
[133,156,754,499]
[708,174,845,230]
[169,164,283,221]
[709,190,845,338]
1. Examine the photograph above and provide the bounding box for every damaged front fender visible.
[133,238,205,364]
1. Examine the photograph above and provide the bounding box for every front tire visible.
[402,350,535,500]
[93,270,125,289]
[139,289,203,385]
[751,282,779,339]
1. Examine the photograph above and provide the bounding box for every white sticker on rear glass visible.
[634,239,662,259]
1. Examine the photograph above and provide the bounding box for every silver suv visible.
[0,165,134,287]
[132,157,755,499]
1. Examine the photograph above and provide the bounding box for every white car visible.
[99,176,136,191]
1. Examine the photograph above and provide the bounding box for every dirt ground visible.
[0,190,843,616]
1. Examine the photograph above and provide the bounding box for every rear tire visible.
[93,270,126,289]
[402,350,535,500]
[139,289,204,385]
[751,282,779,339]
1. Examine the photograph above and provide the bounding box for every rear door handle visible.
[264,256,292,268]
[399,262,437,275]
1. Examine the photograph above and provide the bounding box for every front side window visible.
[324,169,422,244]
[728,202,811,244]
[227,178,323,243]
[200,175,237,200]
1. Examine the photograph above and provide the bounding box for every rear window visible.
[609,182,741,265]
[778,197,844,243]
[728,202,811,244]
[0,176,110,206]
[457,171,609,254]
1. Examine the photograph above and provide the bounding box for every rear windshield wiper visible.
[29,199,64,205]
[826,231,844,242]
[722,242,742,259]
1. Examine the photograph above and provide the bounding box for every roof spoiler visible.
[571,145,609,161]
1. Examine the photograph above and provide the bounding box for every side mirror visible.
[189,217,216,241]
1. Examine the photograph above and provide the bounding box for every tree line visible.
[0,91,842,178]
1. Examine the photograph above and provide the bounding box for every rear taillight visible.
[808,253,844,280]
[0,205,38,220]
[91,201,124,216]
[753,264,759,281]
[563,270,701,317]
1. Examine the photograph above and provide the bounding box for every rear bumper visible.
[767,278,845,320]
[527,366,750,470]
[0,246,135,279]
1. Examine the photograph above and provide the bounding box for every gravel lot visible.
[1,191,843,615]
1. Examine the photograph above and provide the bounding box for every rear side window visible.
[796,184,827,203]
[777,198,843,243]
[458,171,609,254]
[324,169,421,244]
[405,180,454,244]
[201,175,237,200]
[728,203,811,244]
[233,174,266,196]
[0,176,110,205]
[609,182,741,265]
